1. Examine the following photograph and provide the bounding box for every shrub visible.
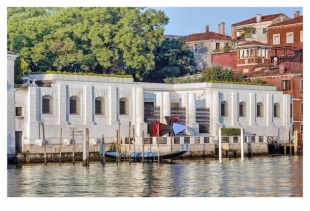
[221,128,241,136]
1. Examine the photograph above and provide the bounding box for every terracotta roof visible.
[185,32,231,42]
[269,16,303,27]
[243,62,303,77]
[238,41,270,47]
[232,13,285,27]
[7,51,14,54]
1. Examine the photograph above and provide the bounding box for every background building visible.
[185,23,231,71]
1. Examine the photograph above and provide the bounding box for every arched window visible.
[257,102,264,117]
[119,97,129,115]
[70,96,80,115]
[42,95,53,114]
[239,102,246,117]
[221,101,228,117]
[95,97,105,115]
[274,103,280,118]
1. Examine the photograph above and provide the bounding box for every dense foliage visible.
[8,7,168,74]
[132,37,197,82]
[164,66,272,86]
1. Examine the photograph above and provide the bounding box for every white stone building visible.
[7,51,18,154]
[12,73,292,154]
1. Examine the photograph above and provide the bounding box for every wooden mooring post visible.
[241,128,244,161]
[116,130,119,164]
[86,128,90,166]
[219,127,222,163]
[157,124,160,163]
[59,128,62,164]
[141,131,144,163]
[101,134,105,165]
[72,128,75,163]
[41,119,47,165]
[129,121,131,163]
[133,125,135,162]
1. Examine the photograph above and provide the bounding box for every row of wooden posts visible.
[40,120,174,165]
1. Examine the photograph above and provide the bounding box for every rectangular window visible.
[273,34,280,45]
[300,124,303,134]
[120,101,126,115]
[239,103,246,117]
[257,103,264,117]
[225,43,229,47]
[290,104,292,118]
[221,102,228,117]
[252,29,256,34]
[204,137,209,143]
[282,80,290,90]
[95,100,102,115]
[301,102,303,116]
[16,107,22,116]
[42,99,50,114]
[286,32,294,44]
[194,44,198,53]
[216,43,220,50]
[70,99,77,114]
[274,104,280,118]
[263,28,267,34]
[300,31,303,42]
[301,79,303,91]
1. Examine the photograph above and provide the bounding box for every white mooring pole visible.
[219,127,222,163]
[241,128,244,161]
[83,128,87,166]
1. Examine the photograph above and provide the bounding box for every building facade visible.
[244,62,302,144]
[236,41,271,73]
[267,14,303,63]
[211,51,237,70]
[185,23,232,71]
[7,51,18,154]
[231,13,290,43]
[12,74,292,154]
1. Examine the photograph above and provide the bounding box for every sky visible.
[152,7,303,36]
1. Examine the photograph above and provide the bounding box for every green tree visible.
[7,7,169,73]
[134,37,197,82]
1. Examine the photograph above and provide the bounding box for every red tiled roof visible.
[185,32,231,42]
[243,62,303,77]
[238,41,270,47]
[269,16,303,27]
[7,51,14,54]
[232,13,285,27]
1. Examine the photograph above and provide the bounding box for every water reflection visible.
[7,156,303,197]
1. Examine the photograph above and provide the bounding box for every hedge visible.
[221,128,241,136]
[29,71,132,78]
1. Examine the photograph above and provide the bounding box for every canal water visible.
[7,156,302,197]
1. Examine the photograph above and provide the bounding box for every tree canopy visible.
[131,37,197,82]
[7,7,169,74]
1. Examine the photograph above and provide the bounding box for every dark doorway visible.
[15,131,22,153]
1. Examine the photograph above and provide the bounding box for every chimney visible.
[279,63,285,74]
[205,25,209,33]
[256,14,262,23]
[295,11,300,17]
[218,22,225,35]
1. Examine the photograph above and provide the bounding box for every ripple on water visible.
[7,156,303,197]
